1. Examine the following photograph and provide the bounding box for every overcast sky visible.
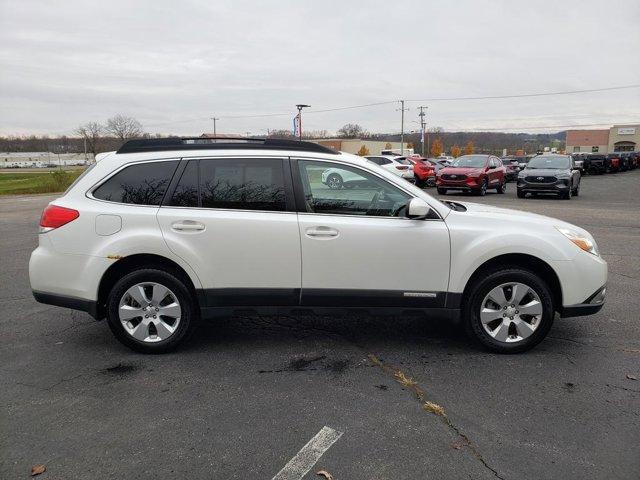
[1,0,639,136]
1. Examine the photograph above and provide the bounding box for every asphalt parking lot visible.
[1,171,639,480]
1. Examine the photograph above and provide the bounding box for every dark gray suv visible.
[517,155,581,200]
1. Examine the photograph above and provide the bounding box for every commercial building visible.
[565,124,639,154]
[607,125,639,152]
[565,129,609,153]
[312,139,412,156]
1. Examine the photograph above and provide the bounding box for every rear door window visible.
[93,160,179,205]
[168,158,287,211]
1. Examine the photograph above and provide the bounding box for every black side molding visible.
[32,291,99,319]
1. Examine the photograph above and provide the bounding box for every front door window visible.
[297,160,411,217]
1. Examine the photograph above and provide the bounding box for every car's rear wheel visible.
[106,268,197,353]
[496,179,506,194]
[437,187,447,195]
[464,268,554,353]
[326,173,343,189]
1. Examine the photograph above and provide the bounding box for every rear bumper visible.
[32,290,99,319]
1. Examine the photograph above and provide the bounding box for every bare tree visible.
[337,123,366,138]
[75,122,103,157]
[105,115,143,141]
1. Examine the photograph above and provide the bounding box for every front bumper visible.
[559,286,606,318]
[517,179,570,194]
[436,177,482,190]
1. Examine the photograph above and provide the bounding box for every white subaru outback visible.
[29,138,607,354]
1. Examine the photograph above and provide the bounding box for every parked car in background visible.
[436,154,506,196]
[606,153,621,173]
[628,152,639,170]
[406,155,436,187]
[501,157,522,181]
[517,154,580,200]
[618,152,631,172]
[571,153,585,174]
[365,155,415,182]
[584,154,607,174]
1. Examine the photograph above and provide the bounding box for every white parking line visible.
[272,426,343,480]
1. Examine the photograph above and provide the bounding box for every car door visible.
[292,158,450,307]
[487,157,499,185]
[157,157,301,307]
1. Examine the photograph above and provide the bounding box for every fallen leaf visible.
[626,374,637,381]
[451,440,466,450]
[423,401,446,417]
[31,465,46,476]
[316,469,333,479]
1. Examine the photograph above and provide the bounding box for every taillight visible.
[396,165,409,170]
[39,205,79,232]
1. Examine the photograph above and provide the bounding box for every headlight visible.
[556,227,598,256]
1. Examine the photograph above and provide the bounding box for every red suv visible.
[406,155,436,187]
[436,154,507,196]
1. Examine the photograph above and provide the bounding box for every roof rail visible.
[116,137,340,155]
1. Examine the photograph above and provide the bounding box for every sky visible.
[1,0,639,136]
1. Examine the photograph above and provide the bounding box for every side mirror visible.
[407,198,430,219]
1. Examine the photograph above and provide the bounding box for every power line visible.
[143,84,640,127]
[406,84,640,102]
[435,122,640,132]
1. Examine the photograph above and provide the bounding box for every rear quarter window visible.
[92,160,179,205]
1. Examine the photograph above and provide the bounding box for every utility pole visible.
[210,117,219,137]
[418,106,428,157]
[397,100,408,155]
[295,104,310,141]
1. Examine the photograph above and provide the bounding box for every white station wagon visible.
[29,138,607,353]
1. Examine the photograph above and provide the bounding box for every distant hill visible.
[371,131,566,155]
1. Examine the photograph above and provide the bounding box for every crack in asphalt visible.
[368,354,505,480]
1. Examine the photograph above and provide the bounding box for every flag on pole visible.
[293,114,301,137]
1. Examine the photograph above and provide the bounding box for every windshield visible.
[527,156,570,170]
[451,155,487,168]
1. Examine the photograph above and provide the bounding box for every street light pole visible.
[295,104,310,141]
[418,106,428,157]
[397,100,408,155]
[210,117,219,137]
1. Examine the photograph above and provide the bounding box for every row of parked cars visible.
[352,150,637,200]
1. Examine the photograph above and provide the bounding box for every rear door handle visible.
[306,226,339,238]
[172,220,206,232]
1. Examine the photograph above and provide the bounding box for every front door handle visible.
[306,226,339,238]
[172,220,206,232]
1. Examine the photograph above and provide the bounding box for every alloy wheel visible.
[479,282,543,343]
[118,282,182,343]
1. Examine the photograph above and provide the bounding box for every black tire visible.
[463,268,555,353]
[106,268,198,353]
[437,187,447,195]
[326,173,343,189]
[476,179,488,196]
[496,179,506,194]
[517,189,526,199]
[572,182,580,196]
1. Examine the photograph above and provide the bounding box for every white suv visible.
[29,138,607,354]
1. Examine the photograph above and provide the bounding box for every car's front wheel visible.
[106,268,197,353]
[464,268,554,353]
[476,178,488,196]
